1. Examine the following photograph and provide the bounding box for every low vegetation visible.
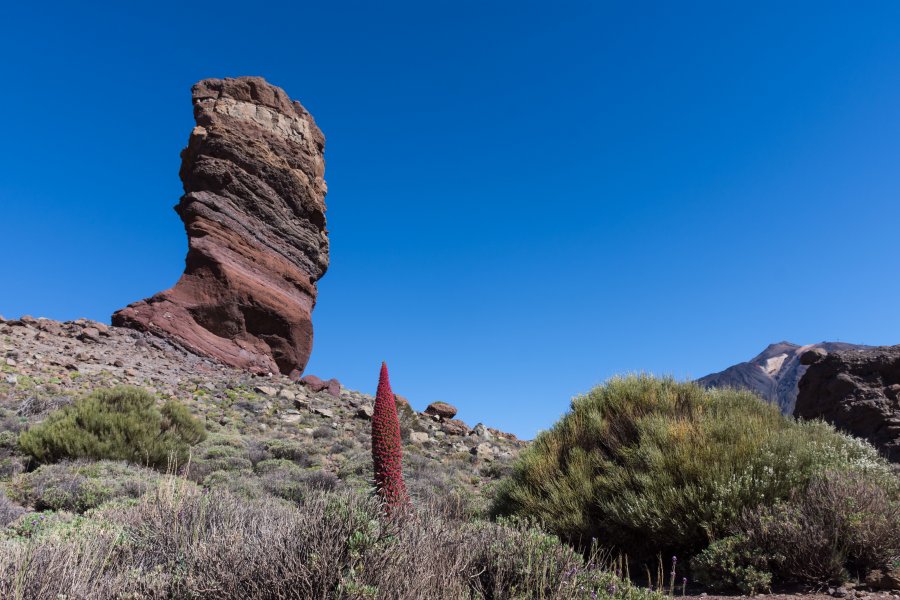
[18,386,206,470]
[491,375,900,588]
[0,475,662,600]
[2,371,898,596]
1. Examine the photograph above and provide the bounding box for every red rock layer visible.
[113,77,328,376]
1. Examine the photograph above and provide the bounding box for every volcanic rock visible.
[424,401,458,420]
[441,418,470,436]
[298,374,341,398]
[795,345,900,462]
[113,76,328,376]
[698,341,870,414]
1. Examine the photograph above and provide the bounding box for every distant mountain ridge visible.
[697,341,871,414]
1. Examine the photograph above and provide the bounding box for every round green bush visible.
[19,386,206,471]
[490,375,891,561]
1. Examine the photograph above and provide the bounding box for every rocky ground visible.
[0,314,525,511]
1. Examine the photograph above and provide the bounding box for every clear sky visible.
[2,2,899,438]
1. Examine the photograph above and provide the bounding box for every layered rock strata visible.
[114,77,328,376]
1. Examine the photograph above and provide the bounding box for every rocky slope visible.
[698,341,869,414]
[0,315,524,506]
[113,76,329,377]
[797,346,900,463]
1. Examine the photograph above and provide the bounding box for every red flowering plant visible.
[371,362,410,512]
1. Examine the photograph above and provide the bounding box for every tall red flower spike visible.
[371,361,410,511]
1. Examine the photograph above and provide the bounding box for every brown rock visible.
[355,405,374,420]
[800,347,828,365]
[113,76,329,376]
[79,327,101,342]
[441,418,470,436]
[424,401,458,420]
[796,346,900,462]
[36,320,63,336]
[298,374,340,398]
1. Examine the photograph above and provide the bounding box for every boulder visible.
[471,423,492,440]
[113,77,329,376]
[471,443,495,460]
[312,407,334,419]
[441,418,470,436]
[410,432,430,444]
[424,401,457,420]
[298,375,341,398]
[355,405,374,420]
[796,345,900,462]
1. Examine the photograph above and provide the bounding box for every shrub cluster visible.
[18,386,206,470]
[491,375,895,567]
[8,459,161,513]
[0,477,663,600]
[693,470,900,590]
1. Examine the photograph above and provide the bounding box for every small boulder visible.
[410,431,430,444]
[278,388,297,401]
[442,419,470,436]
[36,320,63,336]
[471,443,494,460]
[355,405,374,420]
[424,401,458,420]
[299,375,341,398]
[254,385,278,397]
[293,397,309,410]
[313,407,334,419]
[79,327,101,343]
[472,423,492,440]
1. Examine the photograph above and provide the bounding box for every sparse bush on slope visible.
[18,386,206,470]
[490,375,894,564]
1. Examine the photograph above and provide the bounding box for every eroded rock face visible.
[795,346,900,462]
[113,77,328,376]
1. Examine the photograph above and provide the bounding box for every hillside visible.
[0,314,524,511]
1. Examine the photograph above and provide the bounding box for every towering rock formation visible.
[114,77,328,376]
[698,341,869,414]
[796,346,900,463]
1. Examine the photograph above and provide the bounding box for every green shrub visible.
[731,471,900,585]
[19,387,206,470]
[691,535,773,594]
[491,375,892,561]
[8,460,160,513]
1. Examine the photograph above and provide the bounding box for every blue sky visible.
[2,2,899,438]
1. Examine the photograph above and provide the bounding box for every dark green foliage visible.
[690,535,772,594]
[491,375,892,561]
[19,387,206,470]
